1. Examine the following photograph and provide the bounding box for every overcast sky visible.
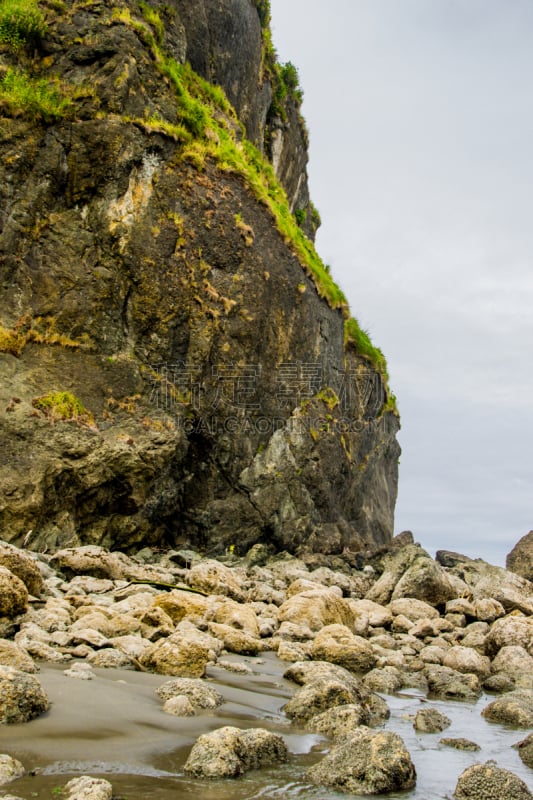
[270,0,533,565]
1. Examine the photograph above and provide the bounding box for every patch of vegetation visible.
[32,391,95,424]
[0,315,93,357]
[0,67,72,120]
[344,317,397,414]
[0,0,47,50]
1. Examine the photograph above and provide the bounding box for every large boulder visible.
[506,531,533,581]
[442,645,491,679]
[306,728,416,795]
[0,567,28,618]
[0,666,49,723]
[139,625,220,676]
[390,557,455,606]
[283,679,360,724]
[424,664,481,701]
[187,561,245,601]
[453,762,532,800]
[277,589,355,632]
[485,615,533,657]
[183,726,288,778]
[152,590,208,625]
[482,689,533,727]
[491,645,533,688]
[0,543,44,597]
[0,639,37,673]
[310,624,376,673]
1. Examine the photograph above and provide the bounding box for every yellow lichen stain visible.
[107,154,160,251]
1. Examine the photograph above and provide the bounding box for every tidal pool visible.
[1,654,531,799]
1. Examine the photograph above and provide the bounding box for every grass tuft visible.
[0,67,71,120]
[0,0,46,49]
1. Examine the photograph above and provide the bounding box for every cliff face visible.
[0,0,400,555]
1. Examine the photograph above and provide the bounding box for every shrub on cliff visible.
[0,0,46,49]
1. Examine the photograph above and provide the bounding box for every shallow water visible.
[1,654,531,799]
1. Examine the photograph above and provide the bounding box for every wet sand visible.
[1,654,531,799]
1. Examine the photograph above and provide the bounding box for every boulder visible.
[308,704,370,737]
[152,590,208,625]
[283,678,360,723]
[363,666,404,694]
[365,544,429,605]
[413,707,451,733]
[311,624,376,672]
[491,645,533,688]
[306,728,416,795]
[349,599,392,628]
[453,761,532,800]
[472,597,506,623]
[156,678,224,709]
[277,589,355,632]
[283,660,362,692]
[0,666,49,723]
[0,755,25,786]
[187,561,245,601]
[0,567,28,618]
[63,776,113,800]
[389,597,440,621]
[485,615,533,657]
[0,543,44,596]
[0,639,37,673]
[481,689,533,727]
[506,531,533,581]
[87,648,133,668]
[184,726,288,778]
[208,622,262,656]
[515,732,533,769]
[442,646,491,679]
[424,664,481,701]
[209,599,260,637]
[391,557,455,606]
[139,627,218,676]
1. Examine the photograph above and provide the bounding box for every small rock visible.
[63,775,113,800]
[156,677,224,708]
[162,695,195,716]
[413,707,451,733]
[439,737,480,751]
[0,755,25,786]
[64,662,96,680]
[0,567,28,618]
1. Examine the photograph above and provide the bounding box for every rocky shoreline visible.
[0,533,532,798]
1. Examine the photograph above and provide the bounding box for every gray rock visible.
[453,761,532,800]
[282,678,361,723]
[306,728,416,795]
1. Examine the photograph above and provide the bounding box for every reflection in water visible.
[1,654,531,799]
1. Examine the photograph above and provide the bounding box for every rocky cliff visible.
[0,0,400,555]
